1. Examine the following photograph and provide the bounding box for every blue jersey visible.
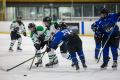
[50,29,72,48]
[92,13,120,36]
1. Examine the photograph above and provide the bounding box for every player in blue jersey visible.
[48,22,87,71]
[92,8,120,69]
[91,23,102,61]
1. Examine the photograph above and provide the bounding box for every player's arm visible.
[30,33,40,50]
[50,31,63,49]
[91,20,100,33]
[37,26,45,42]
[21,23,27,36]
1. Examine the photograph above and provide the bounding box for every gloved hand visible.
[93,27,97,33]
[97,33,102,40]
[38,34,45,42]
[14,27,19,33]
[46,45,51,52]
[34,43,40,50]
[23,32,27,37]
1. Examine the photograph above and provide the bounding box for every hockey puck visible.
[24,75,27,76]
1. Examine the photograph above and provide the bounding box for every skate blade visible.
[45,66,54,68]
[100,67,107,70]
[95,59,98,61]
[76,69,80,72]
[112,68,117,70]
[45,64,59,68]
[17,50,22,52]
[84,67,87,70]
[9,50,13,52]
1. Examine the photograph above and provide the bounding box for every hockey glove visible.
[34,43,40,50]
[93,27,97,33]
[14,27,19,33]
[38,34,45,42]
[23,32,27,37]
[46,45,51,52]
[97,33,102,41]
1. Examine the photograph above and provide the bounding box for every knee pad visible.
[18,38,22,42]
[70,53,76,59]
[96,44,101,49]
[112,53,118,58]
[72,58,78,65]
[11,40,16,44]
[95,48,100,53]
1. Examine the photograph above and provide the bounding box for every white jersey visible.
[44,21,57,41]
[10,20,26,34]
[30,26,44,44]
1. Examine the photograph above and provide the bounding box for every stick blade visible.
[0,66,7,72]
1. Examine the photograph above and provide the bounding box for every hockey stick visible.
[28,50,37,71]
[29,49,46,68]
[0,51,46,72]
[97,20,118,63]
[28,42,41,71]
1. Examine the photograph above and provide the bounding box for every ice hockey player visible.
[9,16,26,52]
[91,22,102,61]
[92,8,120,69]
[43,17,73,67]
[47,22,87,71]
[28,23,45,67]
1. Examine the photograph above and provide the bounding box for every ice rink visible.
[0,34,120,80]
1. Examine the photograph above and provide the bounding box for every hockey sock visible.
[36,50,42,60]
[95,44,101,56]
[10,40,16,48]
[103,47,109,62]
[111,46,118,61]
[48,49,58,62]
[17,38,22,47]
[70,53,78,65]
[77,51,85,62]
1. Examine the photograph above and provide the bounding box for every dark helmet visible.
[17,16,22,19]
[100,8,108,19]
[16,16,22,23]
[43,17,51,27]
[58,22,67,30]
[28,23,36,33]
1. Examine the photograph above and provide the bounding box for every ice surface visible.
[0,34,120,80]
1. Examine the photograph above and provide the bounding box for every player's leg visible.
[9,31,16,51]
[101,47,109,69]
[110,31,119,69]
[45,41,58,67]
[17,35,22,51]
[70,53,79,71]
[76,37,87,69]
[35,49,43,67]
[35,41,46,67]
[67,41,80,71]
[94,36,101,60]
[111,46,118,69]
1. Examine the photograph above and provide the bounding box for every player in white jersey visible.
[28,22,59,67]
[43,17,73,67]
[9,16,26,52]
[42,17,59,67]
